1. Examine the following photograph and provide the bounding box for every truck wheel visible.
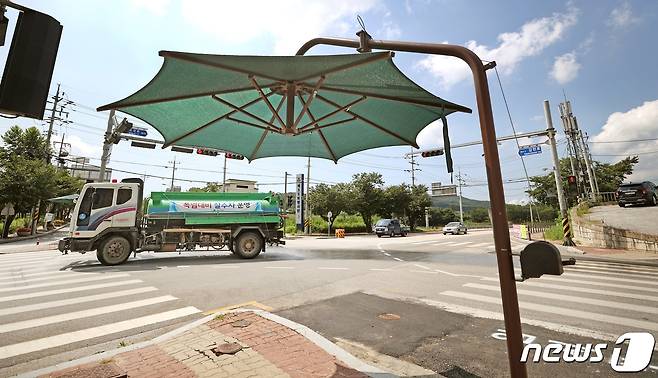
[97,236,131,266]
[234,231,263,259]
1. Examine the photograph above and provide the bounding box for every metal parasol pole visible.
[297,34,527,377]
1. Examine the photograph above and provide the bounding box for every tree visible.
[381,184,411,219]
[467,207,490,223]
[528,156,638,207]
[406,185,431,230]
[348,172,385,232]
[429,208,458,226]
[309,183,351,228]
[188,182,222,192]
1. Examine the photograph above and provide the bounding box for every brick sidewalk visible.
[39,311,370,378]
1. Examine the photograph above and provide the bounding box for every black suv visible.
[616,181,657,207]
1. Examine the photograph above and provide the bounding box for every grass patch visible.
[100,359,114,365]
[214,314,225,321]
[118,340,129,348]
[575,202,590,217]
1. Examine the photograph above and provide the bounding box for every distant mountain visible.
[430,195,490,212]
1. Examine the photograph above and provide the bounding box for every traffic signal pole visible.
[222,153,227,193]
[544,100,575,246]
[98,109,115,181]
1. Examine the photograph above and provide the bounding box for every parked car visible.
[616,181,657,207]
[374,219,408,237]
[443,221,467,235]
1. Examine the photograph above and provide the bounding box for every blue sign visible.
[518,144,542,156]
[127,127,147,137]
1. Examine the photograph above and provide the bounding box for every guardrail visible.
[595,192,617,204]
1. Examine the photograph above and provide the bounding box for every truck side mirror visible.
[519,240,575,281]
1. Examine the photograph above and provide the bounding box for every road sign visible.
[518,144,542,156]
[1,203,14,216]
[127,127,147,137]
[327,211,332,219]
[295,174,304,231]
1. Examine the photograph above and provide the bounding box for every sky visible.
[1,0,657,203]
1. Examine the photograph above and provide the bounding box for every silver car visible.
[443,221,467,235]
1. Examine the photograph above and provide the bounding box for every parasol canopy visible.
[98,51,470,162]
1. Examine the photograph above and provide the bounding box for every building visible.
[67,158,112,183]
[221,179,258,193]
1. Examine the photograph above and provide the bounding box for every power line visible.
[592,150,658,156]
[589,137,658,144]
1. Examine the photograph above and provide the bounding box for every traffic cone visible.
[36,238,40,245]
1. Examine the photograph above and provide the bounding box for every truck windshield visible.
[375,220,390,226]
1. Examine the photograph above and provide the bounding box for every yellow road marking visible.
[203,300,273,315]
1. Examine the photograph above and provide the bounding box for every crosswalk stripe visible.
[411,241,437,245]
[562,271,658,286]
[570,264,658,276]
[441,242,461,246]
[431,242,452,246]
[464,283,658,315]
[449,242,473,246]
[0,287,159,317]
[566,266,658,278]
[0,253,74,264]
[0,279,143,303]
[469,243,491,248]
[0,265,56,275]
[0,271,66,282]
[576,261,658,273]
[0,306,200,360]
[0,273,130,293]
[515,281,658,303]
[521,276,658,293]
[0,295,178,334]
[0,272,93,287]
[0,255,82,268]
[440,291,658,332]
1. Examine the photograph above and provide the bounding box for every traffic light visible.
[225,152,245,160]
[171,146,194,154]
[287,194,293,207]
[106,118,133,144]
[421,149,444,158]
[196,148,219,157]
[567,175,576,185]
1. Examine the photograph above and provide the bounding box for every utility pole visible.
[544,100,574,246]
[45,83,61,150]
[98,109,115,182]
[404,147,421,186]
[582,132,600,196]
[305,157,311,234]
[57,133,65,168]
[457,169,464,223]
[168,158,177,191]
[222,153,227,192]
[559,101,589,201]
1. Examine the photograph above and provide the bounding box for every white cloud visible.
[607,1,640,29]
[592,99,658,180]
[416,5,578,89]
[530,115,545,122]
[67,134,102,157]
[377,15,401,40]
[129,0,171,17]
[177,0,379,55]
[550,52,581,84]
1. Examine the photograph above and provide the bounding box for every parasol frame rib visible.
[212,94,280,131]
[298,96,366,131]
[159,51,283,82]
[296,116,357,134]
[315,93,420,148]
[226,116,278,132]
[293,51,393,82]
[292,76,325,130]
[297,83,472,114]
[162,92,275,148]
[298,94,338,163]
[250,76,287,131]
[249,96,286,161]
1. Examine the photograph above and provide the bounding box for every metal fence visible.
[528,221,554,234]
[595,192,617,204]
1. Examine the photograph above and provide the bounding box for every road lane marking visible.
[176,265,191,268]
[0,272,100,287]
[392,257,404,262]
[449,242,473,246]
[0,295,178,333]
[0,287,159,317]
[464,283,658,315]
[212,265,240,269]
[512,281,658,303]
[413,264,431,270]
[485,276,657,293]
[264,266,295,269]
[434,269,483,278]
[318,267,349,270]
[368,268,393,271]
[0,270,66,282]
[0,279,143,303]
[561,271,658,286]
[566,266,658,279]
[0,265,55,274]
[0,255,82,269]
[441,242,461,246]
[440,291,658,331]
[0,306,200,360]
[469,242,491,248]
[568,265,658,277]
[383,252,391,256]
[411,241,438,245]
[410,270,438,274]
[431,242,452,246]
[0,273,130,293]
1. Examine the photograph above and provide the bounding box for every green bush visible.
[576,202,590,217]
[543,218,564,240]
[283,213,375,234]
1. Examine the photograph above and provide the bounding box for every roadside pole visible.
[544,100,575,246]
[169,158,177,191]
[458,169,464,223]
[98,109,115,181]
[305,157,311,235]
[283,172,288,238]
[222,153,227,192]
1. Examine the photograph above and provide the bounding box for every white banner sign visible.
[169,200,262,213]
[295,174,304,227]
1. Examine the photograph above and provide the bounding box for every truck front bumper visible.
[58,238,70,252]
[58,238,92,253]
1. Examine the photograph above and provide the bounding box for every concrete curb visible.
[0,224,68,245]
[17,309,388,378]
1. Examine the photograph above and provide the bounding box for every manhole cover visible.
[212,342,243,355]
[231,319,252,328]
[378,313,401,320]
